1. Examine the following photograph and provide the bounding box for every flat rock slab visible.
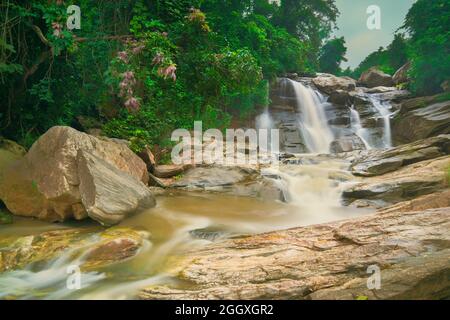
[140,207,450,300]
[344,156,450,206]
[170,166,285,201]
[351,135,450,177]
[171,166,248,188]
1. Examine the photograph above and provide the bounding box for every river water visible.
[0,157,372,299]
[0,79,386,300]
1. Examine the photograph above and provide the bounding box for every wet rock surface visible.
[330,135,366,153]
[343,156,449,206]
[350,135,450,176]
[170,166,285,202]
[0,227,148,273]
[139,207,450,300]
[269,77,412,153]
[378,189,450,214]
[393,94,450,144]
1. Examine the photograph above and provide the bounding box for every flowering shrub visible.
[102,6,265,152]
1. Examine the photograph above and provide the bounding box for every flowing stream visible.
[0,78,393,300]
[0,159,370,300]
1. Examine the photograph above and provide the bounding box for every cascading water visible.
[255,106,275,152]
[368,95,393,148]
[350,107,372,150]
[288,79,334,153]
[255,107,274,131]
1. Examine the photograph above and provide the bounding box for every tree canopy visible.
[318,37,347,75]
[352,0,449,95]
[0,0,339,150]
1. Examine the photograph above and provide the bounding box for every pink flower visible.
[158,64,177,81]
[122,71,136,85]
[124,97,140,112]
[52,22,62,38]
[118,51,129,63]
[119,71,136,97]
[132,45,145,55]
[152,53,164,65]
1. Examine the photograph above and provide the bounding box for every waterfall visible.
[288,79,334,153]
[368,95,393,148]
[350,107,372,150]
[255,107,274,131]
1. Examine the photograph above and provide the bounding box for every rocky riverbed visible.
[0,71,449,300]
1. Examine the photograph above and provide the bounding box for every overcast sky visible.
[333,0,415,69]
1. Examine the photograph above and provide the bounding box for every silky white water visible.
[350,107,372,149]
[368,95,393,148]
[289,80,334,153]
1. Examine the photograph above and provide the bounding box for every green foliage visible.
[0,0,128,145]
[353,0,448,95]
[435,92,450,103]
[353,34,408,79]
[0,0,339,150]
[319,37,347,74]
[102,4,266,148]
[402,0,450,95]
[103,106,172,153]
[355,296,369,300]
[272,0,339,66]
[200,0,330,76]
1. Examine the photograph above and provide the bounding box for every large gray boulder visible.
[312,74,356,95]
[359,67,394,88]
[77,150,155,225]
[393,62,410,85]
[0,126,154,225]
[330,135,366,153]
[392,94,450,144]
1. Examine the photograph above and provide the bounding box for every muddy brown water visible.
[0,158,373,299]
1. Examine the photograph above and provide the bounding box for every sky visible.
[333,0,416,69]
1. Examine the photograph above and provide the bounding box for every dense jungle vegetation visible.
[349,0,449,95]
[0,0,448,151]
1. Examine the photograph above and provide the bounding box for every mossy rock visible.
[0,226,149,273]
[0,209,13,224]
